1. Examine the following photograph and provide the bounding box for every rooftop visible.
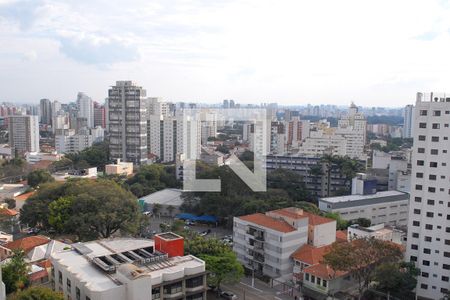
[139,188,183,206]
[304,263,347,279]
[51,238,205,291]
[4,235,50,253]
[319,190,407,204]
[291,244,331,265]
[239,213,296,233]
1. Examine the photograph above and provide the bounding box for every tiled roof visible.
[36,259,52,269]
[0,208,18,216]
[269,208,308,220]
[4,235,50,253]
[291,244,331,265]
[302,211,335,226]
[303,263,347,279]
[336,230,348,242]
[29,269,48,281]
[239,213,296,233]
[15,191,35,201]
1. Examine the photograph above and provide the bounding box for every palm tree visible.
[167,205,175,217]
[152,203,162,218]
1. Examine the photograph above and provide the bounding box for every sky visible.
[1,0,450,106]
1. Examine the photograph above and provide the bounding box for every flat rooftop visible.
[51,238,205,291]
[319,190,407,204]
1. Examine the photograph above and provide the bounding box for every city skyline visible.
[2,0,450,106]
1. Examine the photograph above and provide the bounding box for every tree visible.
[2,250,29,294]
[324,238,403,298]
[125,164,179,197]
[21,179,141,241]
[11,286,63,300]
[152,203,162,217]
[201,252,244,291]
[373,262,419,299]
[350,218,371,227]
[184,236,244,291]
[166,205,175,217]
[323,212,349,230]
[4,198,16,209]
[27,169,54,188]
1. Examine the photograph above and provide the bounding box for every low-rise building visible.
[139,189,183,217]
[233,207,336,281]
[25,152,62,164]
[105,159,133,176]
[318,190,409,227]
[50,234,207,300]
[347,223,406,245]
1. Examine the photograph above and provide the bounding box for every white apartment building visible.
[297,129,347,157]
[347,223,406,245]
[233,207,336,281]
[55,128,104,154]
[77,92,94,128]
[406,92,450,299]
[319,189,409,227]
[403,104,414,138]
[8,115,39,155]
[50,236,207,300]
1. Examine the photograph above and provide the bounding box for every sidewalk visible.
[239,276,302,300]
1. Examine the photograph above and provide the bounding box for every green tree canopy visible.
[372,262,419,300]
[125,164,179,197]
[20,179,141,241]
[27,169,54,188]
[2,249,29,294]
[11,286,64,300]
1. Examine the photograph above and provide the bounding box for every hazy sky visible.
[1,0,450,106]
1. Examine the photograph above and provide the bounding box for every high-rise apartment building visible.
[403,104,414,138]
[108,81,147,164]
[8,115,39,156]
[39,98,52,125]
[406,92,450,299]
[93,102,106,128]
[77,92,94,128]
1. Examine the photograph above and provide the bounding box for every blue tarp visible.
[175,213,218,223]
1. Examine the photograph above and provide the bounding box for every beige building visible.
[105,159,133,176]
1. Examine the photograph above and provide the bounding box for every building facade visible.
[406,92,450,299]
[108,81,148,165]
[50,235,206,300]
[8,115,39,156]
[403,104,414,138]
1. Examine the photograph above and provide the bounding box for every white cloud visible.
[1,0,450,106]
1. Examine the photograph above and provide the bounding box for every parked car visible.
[220,291,237,299]
[185,220,195,226]
[143,211,152,216]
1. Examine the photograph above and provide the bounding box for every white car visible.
[220,291,238,300]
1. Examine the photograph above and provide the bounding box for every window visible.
[432,136,439,142]
[311,275,315,283]
[323,280,327,287]
[163,282,182,295]
[432,123,440,129]
[415,197,422,202]
[413,221,420,226]
[317,278,321,285]
[422,272,429,278]
[421,284,428,290]
[305,273,310,281]
[422,260,430,266]
[426,212,434,217]
[67,278,71,292]
[414,209,421,214]
[419,123,427,128]
[151,288,160,300]
[428,187,436,193]
[418,135,426,141]
[423,248,431,254]
[427,199,435,205]
[430,162,438,168]
[411,244,418,250]
[418,148,425,153]
[424,236,432,242]
[420,110,427,116]
[416,172,424,178]
[425,224,433,230]
[443,264,450,270]
[417,160,424,166]
[186,276,204,288]
[412,232,419,238]
[444,252,450,258]
[429,174,436,180]
[76,287,80,300]
[58,271,62,284]
[433,110,441,116]
[415,185,423,190]
[442,276,449,282]
[410,256,417,262]
[431,149,438,155]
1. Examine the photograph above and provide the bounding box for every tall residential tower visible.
[406,92,450,299]
[108,81,147,164]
